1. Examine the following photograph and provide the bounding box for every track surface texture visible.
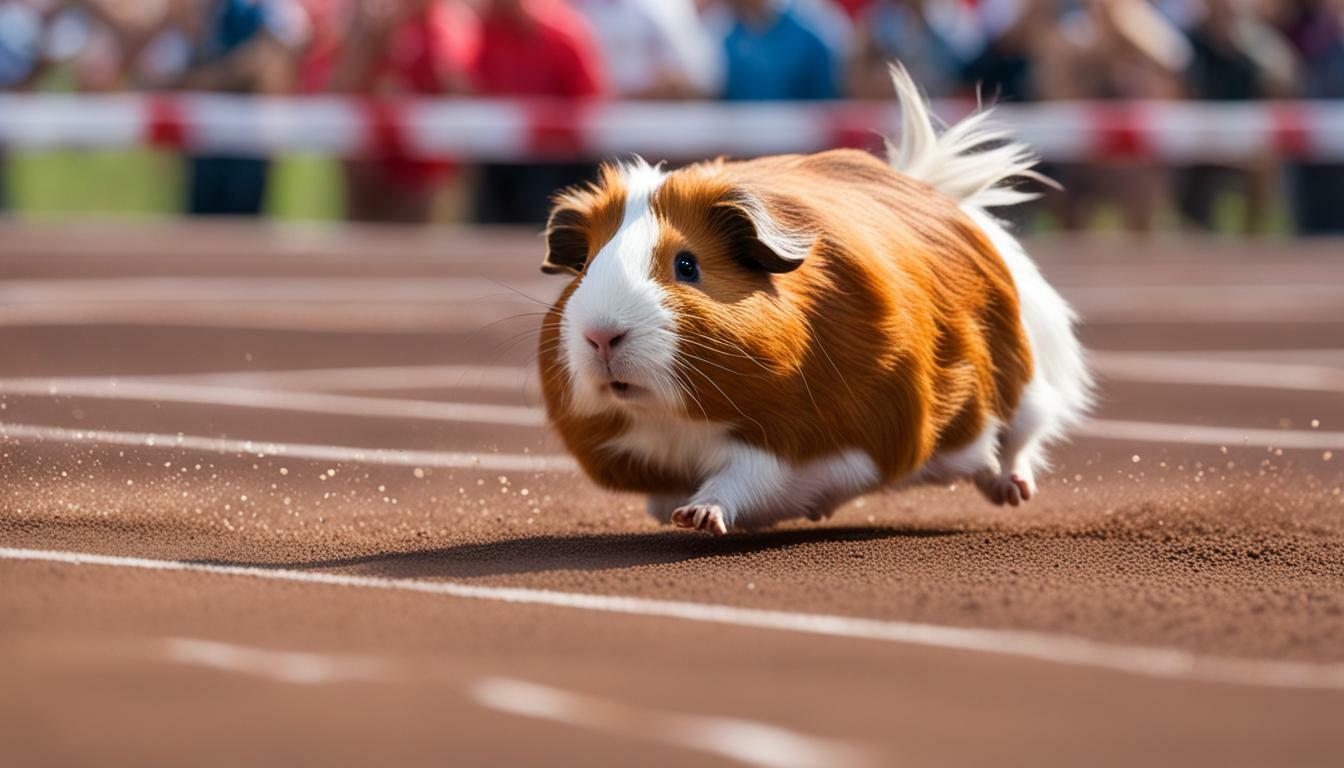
[2,221,1342,768]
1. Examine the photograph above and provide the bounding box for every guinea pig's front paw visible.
[805,502,840,522]
[671,503,729,535]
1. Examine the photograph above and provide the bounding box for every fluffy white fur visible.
[561,159,682,417]
[671,443,880,532]
[888,63,1093,502]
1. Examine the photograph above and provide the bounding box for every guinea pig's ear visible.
[717,188,816,273]
[541,194,591,276]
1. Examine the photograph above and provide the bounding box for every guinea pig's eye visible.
[674,251,700,284]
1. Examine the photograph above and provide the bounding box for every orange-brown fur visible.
[539,149,1033,494]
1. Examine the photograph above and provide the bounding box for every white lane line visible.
[3,410,1339,462]
[0,422,578,473]
[1069,285,1344,323]
[0,379,546,427]
[0,303,525,332]
[0,277,559,303]
[1091,352,1344,392]
[161,636,395,685]
[129,365,534,392]
[1074,419,1343,451]
[468,677,876,768]
[3,546,1343,691]
[130,636,878,768]
[0,277,554,330]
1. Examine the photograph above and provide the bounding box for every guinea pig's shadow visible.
[209,525,965,580]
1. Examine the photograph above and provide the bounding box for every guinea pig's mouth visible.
[604,380,641,400]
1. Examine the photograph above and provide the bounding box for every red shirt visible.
[472,0,607,98]
[298,0,482,187]
[298,0,480,95]
[833,0,874,19]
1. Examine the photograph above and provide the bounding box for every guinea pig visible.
[537,65,1092,534]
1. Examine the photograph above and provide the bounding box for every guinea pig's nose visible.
[584,327,628,360]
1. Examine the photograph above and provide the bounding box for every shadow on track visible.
[197,525,970,579]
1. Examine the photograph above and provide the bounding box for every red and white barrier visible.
[2,93,1343,162]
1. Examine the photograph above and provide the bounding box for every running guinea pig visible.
[537,66,1091,534]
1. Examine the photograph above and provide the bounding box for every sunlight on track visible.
[469,676,877,768]
[147,637,878,768]
[0,422,577,472]
[4,546,1344,691]
[0,379,546,426]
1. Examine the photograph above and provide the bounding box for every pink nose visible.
[583,327,628,361]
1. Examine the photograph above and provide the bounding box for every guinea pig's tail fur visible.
[885,62,1058,211]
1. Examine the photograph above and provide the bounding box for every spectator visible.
[1174,0,1297,234]
[793,0,857,65]
[53,0,188,91]
[570,0,720,98]
[959,0,1060,103]
[710,0,844,101]
[850,0,972,99]
[471,0,607,224]
[1282,0,1344,234]
[1035,0,1190,233]
[0,1,43,88]
[312,0,480,223]
[0,0,42,212]
[171,0,312,216]
[1,0,64,212]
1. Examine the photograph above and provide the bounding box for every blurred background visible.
[1,0,1343,234]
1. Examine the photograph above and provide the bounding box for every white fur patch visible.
[561,159,680,416]
[686,442,880,529]
[964,206,1093,442]
[916,415,1003,484]
[605,414,731,481]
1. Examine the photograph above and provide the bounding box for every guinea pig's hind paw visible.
[671,504,729,535]
[978,473,1035,507]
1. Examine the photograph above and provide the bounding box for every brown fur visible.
[539,149,1033,492]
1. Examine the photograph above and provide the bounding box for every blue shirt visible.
[196,0,306,63]
[0,4,41,87]
[721,7,840,101]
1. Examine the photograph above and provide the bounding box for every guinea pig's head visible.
[540,158,818,422]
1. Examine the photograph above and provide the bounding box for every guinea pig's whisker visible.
[680,334,774,374]
[675,349,744,378]
[490,324,558,356]
[681,384,710,422]
[678,358,770,447]
[683,332,823,419]
[667,366,709,421]
[486,279,557,309]
[813,339,860,403]
[476,312,555,334]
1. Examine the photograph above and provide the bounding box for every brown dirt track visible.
[1,221,1342,767]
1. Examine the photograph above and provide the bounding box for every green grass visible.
[265,154,346,221]
[6,149,183,217]
[3,150,345,221]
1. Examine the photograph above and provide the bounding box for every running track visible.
[2,222,1342,767]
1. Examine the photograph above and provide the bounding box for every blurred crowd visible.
[2,0,1343,232]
